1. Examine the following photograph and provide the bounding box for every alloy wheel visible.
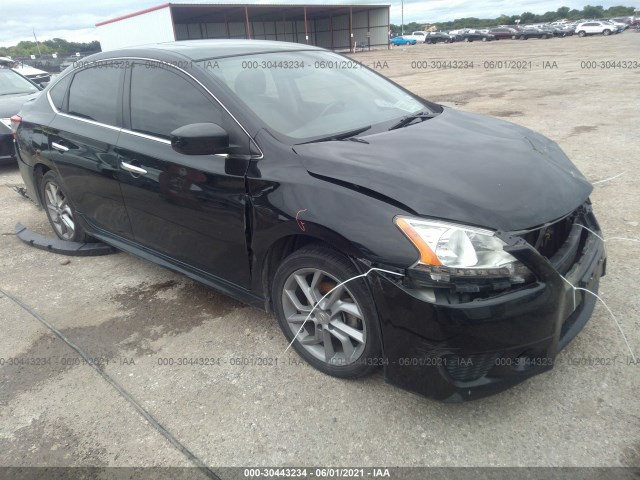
[44,181,75,240]
[281,268,366,366]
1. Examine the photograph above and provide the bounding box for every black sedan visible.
[0,67,41,163]
[460,30,496,42]
[514,28,552,39]
[15,40,606,402]
[424,32,453,44]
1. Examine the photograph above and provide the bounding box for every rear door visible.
[116,61,253,288]
[46,63,133,238]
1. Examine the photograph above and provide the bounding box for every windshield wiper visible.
[389,112,437,131]
[298,125,371,144]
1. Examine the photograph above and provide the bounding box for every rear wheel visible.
[272,245,382,379]
[41,170,90,242]
[578,31,586,37]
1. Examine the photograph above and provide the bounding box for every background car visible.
[489,27,518,39]
[0,57,51,86]
[403,31,428,43]
[0,67,41,163]
[575,21,616,36]
[442,31,464,42]
[460,29,496,42]
[424,32,453,44]
[390,36,417,46]
[514,27,551,39]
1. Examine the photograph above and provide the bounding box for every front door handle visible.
[121,161,147,175]
[51,142,69,152]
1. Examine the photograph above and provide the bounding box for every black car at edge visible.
[0,67,41,163]
[15,40,606,402]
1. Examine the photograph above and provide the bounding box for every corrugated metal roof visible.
[97,1,390,27]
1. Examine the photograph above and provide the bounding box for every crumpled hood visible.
[0,92,39,119]
[294,108,592,231]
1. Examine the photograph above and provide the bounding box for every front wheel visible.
[603,29,611,36]
[41,170,91,242]
[272,245,382,379]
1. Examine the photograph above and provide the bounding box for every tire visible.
[578,31,586,37]
[464,37,470,42]
[603,29,611,36]
[272,244,382,379]
[541,34,548,39]
[522,35,528,40]
[512,35,517,39]
[482,37,487,42]
[40,170,91,242]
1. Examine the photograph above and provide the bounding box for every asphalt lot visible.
[1,33,639,470]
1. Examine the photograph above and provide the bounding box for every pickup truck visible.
[402,31,428,43]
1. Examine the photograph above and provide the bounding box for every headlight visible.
[395,216,531,285]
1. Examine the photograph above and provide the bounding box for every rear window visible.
[49,74,72,111]
[68,66,121,126]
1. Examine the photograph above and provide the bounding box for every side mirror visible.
[170,123,229,156]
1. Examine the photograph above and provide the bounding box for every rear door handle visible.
[121,161,147,175]
[51,142,69,152]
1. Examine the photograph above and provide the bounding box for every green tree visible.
[582,5,605,18]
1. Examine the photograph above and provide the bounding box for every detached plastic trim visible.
[15,223,117,256]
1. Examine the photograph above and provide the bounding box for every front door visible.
[116,62,253,288]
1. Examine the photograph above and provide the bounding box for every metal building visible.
[96,3,391,52]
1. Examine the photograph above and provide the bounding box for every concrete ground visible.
[0,33,639,470]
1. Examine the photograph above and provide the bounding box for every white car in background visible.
[403,31,428,43]
[575,21,617,36]
[0,57,50,86]
[605,20,628,31]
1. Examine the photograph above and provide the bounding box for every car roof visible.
[91,39,324,62]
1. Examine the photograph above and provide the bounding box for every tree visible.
[556,6,571,18]
[0,39,100,58]
[582,5,605,19]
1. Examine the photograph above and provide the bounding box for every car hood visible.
[294,108,592,232]
[0,92,39,118]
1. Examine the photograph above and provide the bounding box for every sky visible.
[1,0,636,47]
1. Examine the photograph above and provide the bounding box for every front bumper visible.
[370,206,606,402]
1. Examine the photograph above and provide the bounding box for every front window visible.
[198,50,426,142]
[0,68,39,96]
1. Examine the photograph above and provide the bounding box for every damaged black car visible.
[14,40,606,401]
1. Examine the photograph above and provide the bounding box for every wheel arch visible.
[255,226,368,311]
[32,162,52,206]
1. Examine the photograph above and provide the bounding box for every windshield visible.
[0,68,39,95]
[198,50,426,142]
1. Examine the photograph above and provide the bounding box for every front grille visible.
[443,353,499,382]
[519,209,585,275]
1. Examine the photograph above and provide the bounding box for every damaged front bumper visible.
[369,204,606,402]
